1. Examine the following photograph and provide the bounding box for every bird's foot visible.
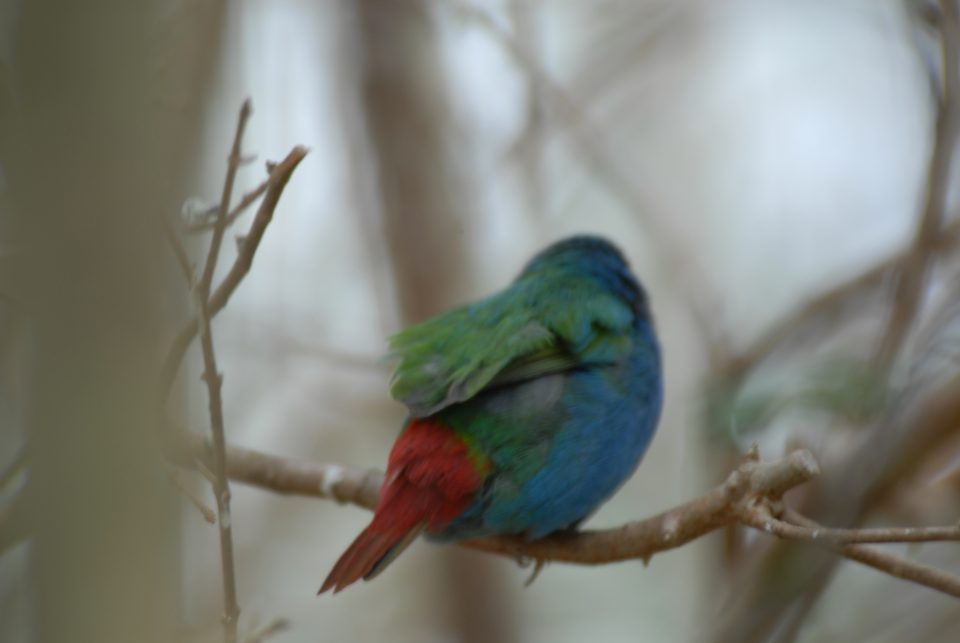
[514,555,548,587]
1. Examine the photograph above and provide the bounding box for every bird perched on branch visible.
[320,235,662,593]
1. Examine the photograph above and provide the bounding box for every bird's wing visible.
[388,279,634,417]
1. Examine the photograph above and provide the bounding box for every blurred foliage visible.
[705,359,891,444]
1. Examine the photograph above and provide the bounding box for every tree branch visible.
[194,274,239,642]
[158,145,308,402]
[198,99,251,300]
[781,509,960,599]
[168,435,960,600]
[462,450,820,565]
[875,0,960,367]
[161,102,311,643]
[171,101,255,643]
[175,437,819,562]
[186,177,270,234]
[737,505,960,545]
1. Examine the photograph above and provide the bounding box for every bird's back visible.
[430,310,661,540]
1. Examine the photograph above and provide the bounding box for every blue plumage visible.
[430,236,663,539]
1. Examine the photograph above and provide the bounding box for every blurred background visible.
[2,0,960,642]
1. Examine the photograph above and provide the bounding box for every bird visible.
[319,235,662,593]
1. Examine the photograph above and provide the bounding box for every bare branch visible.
[463,450,819,565]
[158,145,308,402]
[168,435,960,600]
[876,0,960,366]
[195,284,239,642]
[172,430,383,509]
[167,468,217,525]
[164,100,265,643]
[781,510,960,599]
[190,198,240,642]
[198,99,252,300]
[187,177,270,234]
[837,540,960,600]
[737,505,960,546]
[175,438,817,563]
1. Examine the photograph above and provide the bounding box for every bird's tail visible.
[319,522,425,594]
[320,418,485,594]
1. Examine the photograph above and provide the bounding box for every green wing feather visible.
[389,274,634,417]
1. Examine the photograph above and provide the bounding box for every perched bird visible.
[320,235,662,593]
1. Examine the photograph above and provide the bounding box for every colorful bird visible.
[320,235,662,593]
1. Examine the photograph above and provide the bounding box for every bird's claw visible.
[515,556,546,587]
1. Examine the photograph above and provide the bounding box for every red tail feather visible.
[318,523,421,593]
[319,419,488,593]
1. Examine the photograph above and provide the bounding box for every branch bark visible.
[158,145,308,402]
[176,436,819,563]
[162,107,308,643]
[169,435,960,599]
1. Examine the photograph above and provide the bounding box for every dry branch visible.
[169,435,960,598]
[712,5,960,639]
[186,178,271,234]
[198,99,251,299]
[195,254,239,643]
[174,100,254,643]
[737,506,960,546]
[158,145,308,401]
[464,450,820,564]
[162,102,309,643]
[782,510,960,599]
[177,437,818,561]
[876,0,960,366]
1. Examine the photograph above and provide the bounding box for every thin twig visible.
[196,285,239,642]
[188,270,236,633]
[198,99,252,301]
[167,100,258,643]
[838,542,960,599]
[158,146,308,402]
[188,101,255,643]
[737,505,960,545]
[783,509,960,599]
[187,178,271,234]
[167,468,217,524]
[158,142,307,638]
[876,0,960,367]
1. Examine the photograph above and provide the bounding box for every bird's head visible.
[518,235,650,318]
